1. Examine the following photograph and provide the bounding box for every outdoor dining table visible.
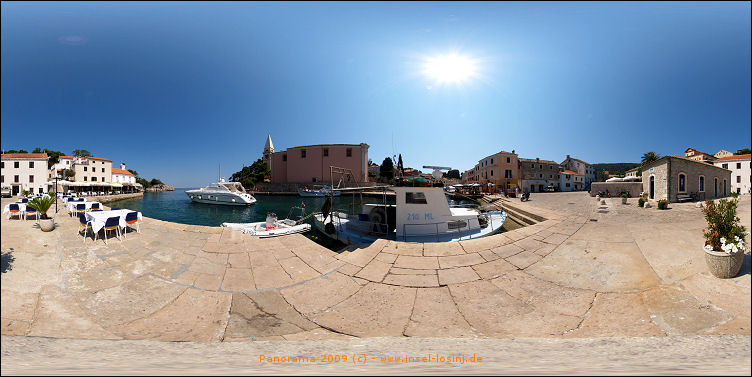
[64,197,85,203]
[3,203,28,214]
[66,201,102,213]
[84,209,143,234]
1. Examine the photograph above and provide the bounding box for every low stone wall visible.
[254,182,378,194]
[87,192,144,204]
[589,182,643,197]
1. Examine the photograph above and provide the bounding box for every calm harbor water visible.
[110,189,486,250]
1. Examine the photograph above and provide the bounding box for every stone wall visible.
[589,182,643,197]
[642,158,732,202]
[85,192,144,204]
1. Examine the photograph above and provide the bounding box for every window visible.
[14,175,19,182]
[722,163,728,169]
[699,176,705,192]
[738,176,741,183]
[92,177,97,182]
[491,158,494,164]
[678,173,686,192]
[102,168,105,172]
[346,148,352,157]
[540,164,543,169]
[283,154,287,162]
[737,163,742,169]
[312,177,317,182]
[531,163,535,168]
[0,162,3,168]
[14,162,19,168]
[84,167,88,172]
[406,192,427,204]
[490,170,493,177]
[301,149,306,158]
[323,148,329,157]
[506,157,510,163]
[550,175,553,179]
[540,174,543,178]
[566,183,570,187]
[29,162,34,168]
[29,175,34,183]
[505,169,512,178]
[84,177,87,181]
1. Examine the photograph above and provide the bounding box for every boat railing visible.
[329,212,390,237]
[402,219,475,242]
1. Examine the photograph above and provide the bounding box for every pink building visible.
[270,143,369,184]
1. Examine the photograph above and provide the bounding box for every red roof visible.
[715,154,751,161]
[561,170,583,175]
[1,153,48,159]
[112,168,134,176]
[59,155,112,162]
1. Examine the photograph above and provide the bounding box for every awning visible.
[111,183,123,188]
[134,183,143,187]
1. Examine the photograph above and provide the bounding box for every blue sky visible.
[2,2,750,187]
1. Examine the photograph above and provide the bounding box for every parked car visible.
[1,186,11,198]
[544,185,556,192]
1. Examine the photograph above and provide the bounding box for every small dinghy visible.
[222,208,311,238]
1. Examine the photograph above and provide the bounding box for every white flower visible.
[704,244,714,251]
[720,237,727,244]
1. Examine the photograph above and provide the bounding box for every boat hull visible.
[313,211,507,245]
[222,221,310,237]
[185,191,256,205]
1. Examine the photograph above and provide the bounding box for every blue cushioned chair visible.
[78,213,93,242]
[96,216,121,245]
[8,204,21,220]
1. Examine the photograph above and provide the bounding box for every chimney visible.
[566,155,570,159]
[121,163,126,170]
[511,150,515,154]
[536,157,540,162]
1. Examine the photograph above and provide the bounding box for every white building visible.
[112,163,136,184]
[559,170,585,191]
[1,153,50,195]
[714,154,751,195]
[560,155,596,188]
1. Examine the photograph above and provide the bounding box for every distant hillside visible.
[593,162,640,181]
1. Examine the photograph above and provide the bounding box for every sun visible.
[423,53,478,84]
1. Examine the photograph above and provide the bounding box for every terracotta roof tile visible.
[715,154,751,161]
[112,168,134,176]
[1,153,48,159]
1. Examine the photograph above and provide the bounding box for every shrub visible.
[702,198,747,253]
[731,192,739,198]
[621,193,628,198]
[657,199,668,210]
[27,195,56,219]
[638,197,645,207]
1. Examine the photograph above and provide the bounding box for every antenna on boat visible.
[218,163,220,182]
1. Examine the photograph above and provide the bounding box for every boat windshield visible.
[220,182,245,193]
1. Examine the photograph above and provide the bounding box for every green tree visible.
[444,169,460,179]
[230,159,270,189]
[62,168,75,180]
[637,167,643,177]
[32,147,42,153]
[397,154,404,177]
[641,152,661,166]
[43,148,65,168]
[150,178,164,186]
[379,157,394,180]
[72,149,91,157]
[735,148,751,155]
[127,169,139,176]
[136,177,152,188]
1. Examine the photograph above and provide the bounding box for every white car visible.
[1,186,11,198]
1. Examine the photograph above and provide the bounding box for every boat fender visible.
[324,222,336,234]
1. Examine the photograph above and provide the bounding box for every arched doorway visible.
[649,176,654,199]
[723,180,727,197]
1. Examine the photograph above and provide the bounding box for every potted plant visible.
[638,197,645,207]
[657,199,668,210]
[621,192,628,204]
[27,193,57,232]
[702,198,747,278]
[21,189,31,197]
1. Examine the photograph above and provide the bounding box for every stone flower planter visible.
[704,247,745,278]
[40,218,55,232]
[621,197,628,204]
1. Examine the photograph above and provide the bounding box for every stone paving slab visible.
[423,242,465,256]
[279,272,361,315]
[404,287,479,337]
[354,259,391,282]
[310,282,416,337]
[27,285,119,340]
[642,285,734,336]
[393,255,439,270]
[438,266,481,285]
[382,273,440,287]
[564,292,665,338]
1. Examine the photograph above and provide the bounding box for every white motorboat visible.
[222,209,310,237]
[298,185,340,197]
[186,178,257,205]
[313,186,506,245]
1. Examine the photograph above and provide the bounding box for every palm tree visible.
[641,152,661,166]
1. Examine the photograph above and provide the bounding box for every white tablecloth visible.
[66,201,102,212]
[64,197,85,203]
[85,210,143,234]
[3,203,28,214]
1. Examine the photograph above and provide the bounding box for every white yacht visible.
[185,178,257,205]
[313,186,506,245]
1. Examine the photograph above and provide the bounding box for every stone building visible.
[463,150,520,193]
[519,157,562,192]
[1,152,49,195]
[684,148,716,163]
[270,143,369,184]
[263,134,274,171]
[714,154,751,195]
[560,155,596,189]
[559,170,585,191]
[714,149,733,159]
[642,156,731,202]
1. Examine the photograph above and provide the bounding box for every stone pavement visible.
[1,193,750,343]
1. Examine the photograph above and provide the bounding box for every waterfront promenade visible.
[1,193,750,373]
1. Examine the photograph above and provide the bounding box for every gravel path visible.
[2,335,750,375]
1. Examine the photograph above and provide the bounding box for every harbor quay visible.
[1,193,750,373]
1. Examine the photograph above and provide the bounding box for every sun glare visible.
[423,53,478,84]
